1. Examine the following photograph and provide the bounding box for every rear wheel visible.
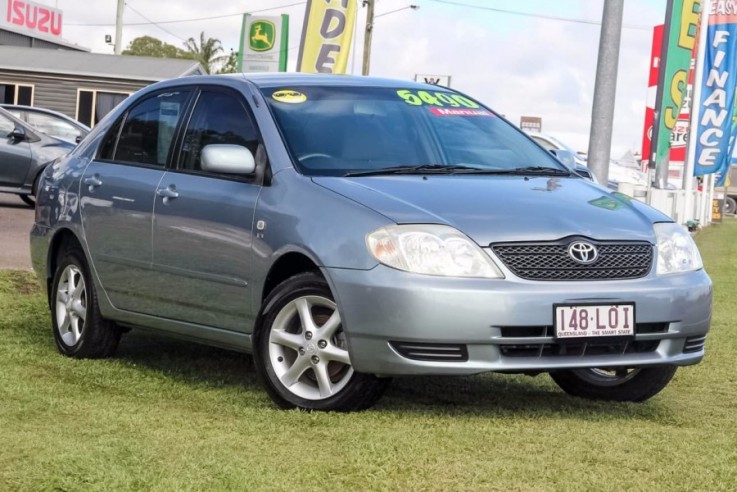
[19,194,35,207]
[51,249,121,358]
[550,366,677,402]
[724,196,736,215]
[254,272,390,411]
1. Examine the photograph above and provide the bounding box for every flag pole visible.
[683,0,711,224]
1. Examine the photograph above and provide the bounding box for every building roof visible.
[0,46,205,81]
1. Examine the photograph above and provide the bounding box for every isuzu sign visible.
[1,0,63,40]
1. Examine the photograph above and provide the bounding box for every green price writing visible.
[396,90,480,109]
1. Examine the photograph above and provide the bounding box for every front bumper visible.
[326,265,712,376]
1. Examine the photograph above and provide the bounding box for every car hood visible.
[312,175,667,245]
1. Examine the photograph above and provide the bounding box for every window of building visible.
[0,83,33,105]
[76,89,131,128]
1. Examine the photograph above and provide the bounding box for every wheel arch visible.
[260,251,322,311]
[45,228,84,304]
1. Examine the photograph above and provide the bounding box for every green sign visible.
[249,20,276,52]
[238,14,289,73]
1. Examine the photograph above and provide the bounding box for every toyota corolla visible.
[30,74,711,411]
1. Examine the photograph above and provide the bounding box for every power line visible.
[427,0,651,31]
[125,4,186,42]
[66,1,307,27]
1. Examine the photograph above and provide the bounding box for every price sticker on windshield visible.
[397,89,481,109]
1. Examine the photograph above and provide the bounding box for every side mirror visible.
[9,127,26,141]
[201,144,256,175]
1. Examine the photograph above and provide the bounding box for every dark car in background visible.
[1,105,90,145]
[0,106,75,206]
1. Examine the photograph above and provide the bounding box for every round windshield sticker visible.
[272,90,307,104]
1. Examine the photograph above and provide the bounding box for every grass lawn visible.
[1,222,736,491]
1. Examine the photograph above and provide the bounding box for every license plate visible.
[554,303,635,339]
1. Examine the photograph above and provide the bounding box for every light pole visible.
[362,2,419,76]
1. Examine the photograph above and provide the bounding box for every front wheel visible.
[254,272,389,411]
[550,366,677,402]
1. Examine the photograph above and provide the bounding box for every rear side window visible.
[113,90,191,167]
[179,90,259,172]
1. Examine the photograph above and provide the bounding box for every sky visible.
[55,0,669,157]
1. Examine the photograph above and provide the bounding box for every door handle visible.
[83,174,102,191]
[157,185,179,204]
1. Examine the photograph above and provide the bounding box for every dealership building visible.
[0,0,204,127]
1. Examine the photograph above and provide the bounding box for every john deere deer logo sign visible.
[239,14,288,72]
[250,20,275,51]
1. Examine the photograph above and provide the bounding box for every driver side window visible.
[179,90,259,173]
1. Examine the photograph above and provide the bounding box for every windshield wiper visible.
[475,166,571,176]
[343,165,571,177]
[344,164,483,177]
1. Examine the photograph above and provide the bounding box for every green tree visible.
[122,35,191,59]
[184,31,228,74]
[218,50,239,74]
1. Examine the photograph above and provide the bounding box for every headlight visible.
[366,224,503,278]
[655,222,703,275]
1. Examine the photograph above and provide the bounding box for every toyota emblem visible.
[568,241,598,264]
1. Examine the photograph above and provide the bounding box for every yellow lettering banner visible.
[297,0,357,74]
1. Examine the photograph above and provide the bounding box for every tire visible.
[19,194,35,207]
[19,173,42,208]
[550,366,677,402]
[725,196,736,215]
[51,249,121,358]
[253,272,390,411]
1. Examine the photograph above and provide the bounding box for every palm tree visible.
[184,32,228,74]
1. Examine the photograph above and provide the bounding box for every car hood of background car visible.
[312,175,668,245]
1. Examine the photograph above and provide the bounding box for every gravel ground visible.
[0,194,34,270]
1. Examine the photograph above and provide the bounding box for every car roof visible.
[151,73,452,91]
[0,104,91,131]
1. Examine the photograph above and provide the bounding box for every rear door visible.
[150,87,263,331]
[80,89,193,311]
[0,111,32,187]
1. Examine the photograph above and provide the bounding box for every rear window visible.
[262,86,560,176]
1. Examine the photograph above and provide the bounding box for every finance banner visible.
[693,2,737,185]
[238,14,289,73]
[297,0,357,74]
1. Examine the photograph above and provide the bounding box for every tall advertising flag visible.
[693,1,737,185]
[651,0,701,188]
[297,0,357,74]
[238,14,289,73]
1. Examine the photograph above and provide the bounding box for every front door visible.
[151,89,262,331]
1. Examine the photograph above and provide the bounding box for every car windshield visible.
[263,86,566,177]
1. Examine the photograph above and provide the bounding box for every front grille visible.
[500,340,659,358]
[390,341,468,362]
[496,323,666,358]
[492,238,653,281]
[683,335,707,353]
